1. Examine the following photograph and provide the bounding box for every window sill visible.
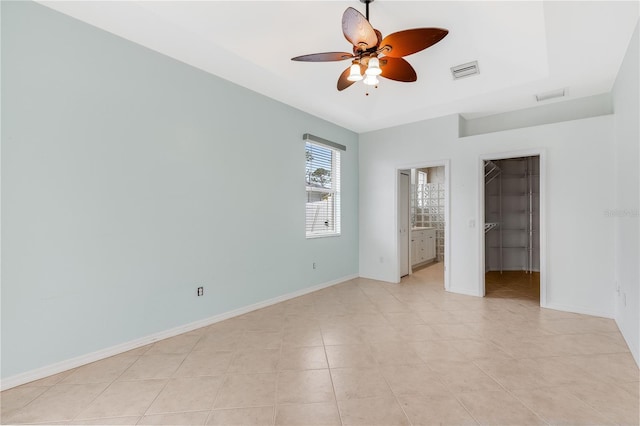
[306,233,341,239]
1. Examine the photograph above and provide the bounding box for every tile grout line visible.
[134,337,200,424]
[319,303,346,426]
[207,321,264,421]
[419,349,483,426]
[470,357,551,425]
[203,327,240,425]
[375,358,416,426]
[67,350,148,424]
[0,383,59,423]
[355,284,414,426]
[272,321,285,426]
[417,353,483,426]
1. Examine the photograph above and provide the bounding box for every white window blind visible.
[305,141,341,237]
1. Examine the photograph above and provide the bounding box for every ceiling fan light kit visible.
[365,57,382,76]
[363,74,379,86]
[291,0,448,93]
[347,63,363,81]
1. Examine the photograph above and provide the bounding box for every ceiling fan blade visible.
[379,57,417,82]
[380,28,448,58]
[337,66,357,91]
[291,52,355,62]
[342,7,378,50]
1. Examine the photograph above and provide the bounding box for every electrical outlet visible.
[313,262,316,269]
[197,287,203,296]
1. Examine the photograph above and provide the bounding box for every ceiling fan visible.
[291,0,448,92]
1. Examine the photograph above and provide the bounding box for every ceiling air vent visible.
[535,88,566,102]
[451,61,479,80]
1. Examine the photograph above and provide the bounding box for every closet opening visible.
[483,155,540,303]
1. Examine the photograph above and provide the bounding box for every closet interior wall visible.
[484,156,540,272]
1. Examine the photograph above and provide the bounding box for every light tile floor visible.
[1,263,638,425]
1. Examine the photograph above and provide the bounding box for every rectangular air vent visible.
[451,61,479,80]
[535,88,566,102]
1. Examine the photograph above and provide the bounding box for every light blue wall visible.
[612,21,640,366]
[1,1,358,379]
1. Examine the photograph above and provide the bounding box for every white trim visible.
[443,161,451,291]
[305,233,341,239]
[447,287,481,297]
[478,149,547,304]
[399,170,411,279]
[305,143,340,238]
[544,303,614,319]
[615,317,640,368]
[0,273,357,391]
[305,187,333,194]
[478,158,486,298]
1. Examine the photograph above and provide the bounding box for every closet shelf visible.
[489,246,536,249]
[488,210,536,214]
[499,173,540,178]
[488,193,540,196]
[484,223,499,233]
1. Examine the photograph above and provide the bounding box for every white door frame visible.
[399,170,411,277]
[395,159,451,290]
[478,149,547,307]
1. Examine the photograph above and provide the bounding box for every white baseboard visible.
[447,287,482,297]
[614,317,640,369]
[0,274,357,391]
[441,290,615,320]
[543,302,614,319]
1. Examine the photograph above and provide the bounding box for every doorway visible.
[481,154,543,303]
[397,162,450,289]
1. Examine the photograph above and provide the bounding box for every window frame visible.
[305,141,341,239]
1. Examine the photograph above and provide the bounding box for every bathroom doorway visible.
[397,161,450,289]
[411,166,445,269]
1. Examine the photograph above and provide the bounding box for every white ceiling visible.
[39,1,639,133]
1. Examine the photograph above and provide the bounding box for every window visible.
[417,170,427,208]
[305,141,340,237]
